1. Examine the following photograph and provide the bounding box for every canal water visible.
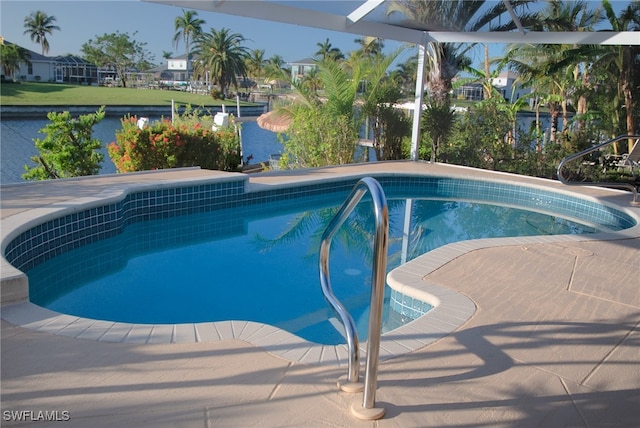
[1,117,283,185]
[1,112,557,185]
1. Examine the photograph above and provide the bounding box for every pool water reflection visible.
[26,191,598,345]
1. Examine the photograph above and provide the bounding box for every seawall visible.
[0,103,268,119]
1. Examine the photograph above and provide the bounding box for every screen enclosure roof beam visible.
[147,0,640,46]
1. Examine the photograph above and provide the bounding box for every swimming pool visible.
[4,172,636,346]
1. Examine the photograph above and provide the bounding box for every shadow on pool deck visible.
[2,162,639,427]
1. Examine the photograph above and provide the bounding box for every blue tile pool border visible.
[4,174,636,276]
[1,165,639,363]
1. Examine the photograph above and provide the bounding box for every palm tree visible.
[23,11,60,55]
[173,9,205,80]
[298,67,322,94]
[1,42,31,79]
[516,0,636,152]
[535,0,603,133]
[246,49,265,86]
[387,0,534,109]
[281,51,412,166]
[537,0,602,31]
[354,36,384,59]
[387,0,535,161]
[360,50,411,161]
[593,0,640,152]
[193,28,250,97]
[506,43,567,144]
[389,53,418,96]
[458,52,510,102]
[315,38,345,62]
[264,54,289,86]
[458,52,533,150]
[275,58,363,167]
[266,54,286,71]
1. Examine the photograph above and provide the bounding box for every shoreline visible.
[1,114,278,184]
[0,103,268,119]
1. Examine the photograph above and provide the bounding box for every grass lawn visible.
[1,82,256,107]
[2,81,545,115]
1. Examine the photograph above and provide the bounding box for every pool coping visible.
[2,161,639,367]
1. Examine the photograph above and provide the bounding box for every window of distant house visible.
[28,63,33,75]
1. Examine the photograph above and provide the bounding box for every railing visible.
[319,177,389,420]
[557,135,640,206]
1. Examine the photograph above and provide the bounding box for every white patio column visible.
[410,40,427,162]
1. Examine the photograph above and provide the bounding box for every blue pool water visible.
[24,183,603,345]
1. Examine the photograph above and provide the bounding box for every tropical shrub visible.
[422,103,457,162]
[108,111,241,173]
[279,106,359,169]
[210,89,224,100]
[277,58,363,169]
[360,51,411,161]
[23,107,105,180]
[446,98,513,170]
[371,105,411,161]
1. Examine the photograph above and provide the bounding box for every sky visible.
[1,0,412,65]
[0,0,508,70]
[1,1,631,72]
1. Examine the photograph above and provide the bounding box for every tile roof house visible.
[289,57,317,84]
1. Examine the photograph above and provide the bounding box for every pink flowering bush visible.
[108,112,241,173]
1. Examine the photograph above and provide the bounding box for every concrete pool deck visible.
[1,161,639,427]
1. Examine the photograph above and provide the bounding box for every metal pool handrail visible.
[557,134,640,206]
[318,177,389,420]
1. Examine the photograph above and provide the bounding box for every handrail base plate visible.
[337,375,364,393]
[351,402,385,420]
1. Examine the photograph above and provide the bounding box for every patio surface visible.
[2,162,639,427]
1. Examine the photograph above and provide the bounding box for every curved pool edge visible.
[2,161,639,366]
[0,167,248,304]
[0,279,475,367]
